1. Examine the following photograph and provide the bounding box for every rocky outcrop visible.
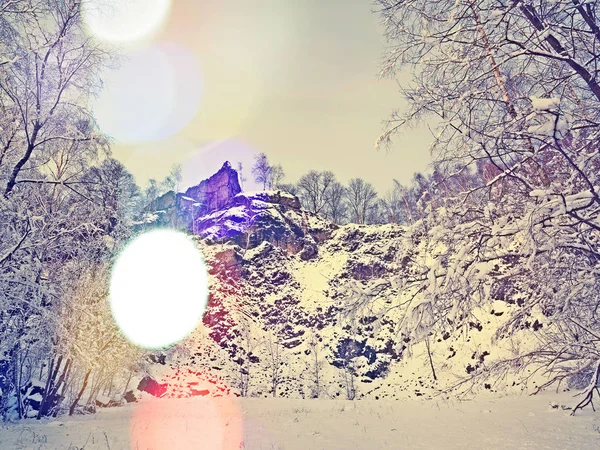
[138,162,242,229]
[138,161,334,256]
[230,190,301,210]
[195,191,337,256]
[185,161,241,216]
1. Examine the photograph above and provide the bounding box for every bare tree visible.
[143,179,160,211]
[270,164,285,189]
[264,332,285,397]
[251,153,272,190]
[307,332,325,398]
[380,183,404,224]
[161,164,182,193]
[297,170,336,215]
[234,324,261,397]
[324,181,347,224]
[345,178,378,224]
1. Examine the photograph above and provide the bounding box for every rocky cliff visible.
[185,161,242,216]
[195,190,336,259]
[141,163,333,260]
[138,164,557,401]
[139,161,243,230]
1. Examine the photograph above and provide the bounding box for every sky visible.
[90,0,434,194]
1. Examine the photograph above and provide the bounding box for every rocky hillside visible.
[139,163,565,401]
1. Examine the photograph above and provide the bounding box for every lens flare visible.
[110,229,208,349]
[82,0,171,43]
[93,44,203,144]
[131,395,243,450]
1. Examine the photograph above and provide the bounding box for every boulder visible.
[299,236,318,260]
[123,390,138,403]
[137,376,167,398]
[95,395,110,408]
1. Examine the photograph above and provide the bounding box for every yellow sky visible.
[109,0,434,194]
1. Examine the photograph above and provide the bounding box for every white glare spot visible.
[110,230,208,349]
[82,0,171,43]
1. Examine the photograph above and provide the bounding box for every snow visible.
[1,393,599,449]
[200,206,249,223]
[96,395,111,405]
[527,117,569,138]
[530,97,560,111]
[234,190,298,201]
[28,393,43,403]
[529,189,552,198]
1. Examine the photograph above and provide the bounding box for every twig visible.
[571,361,600,415]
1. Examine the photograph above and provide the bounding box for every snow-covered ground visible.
[1,393,599,449]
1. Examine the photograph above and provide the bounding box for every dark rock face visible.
[138,162,331,258]
[185,161,241,216]
[139,161,241,229]
[196,191,336,257]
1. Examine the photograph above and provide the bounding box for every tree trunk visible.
[425,336,438,381]
[69,369,91,416]
[12,346,23,419]
[37,356,60,419]
[122,371,133,398]
[4,123,40,197]
[571,361,600,415]
[41,358,71,417]
[314,349,320,399]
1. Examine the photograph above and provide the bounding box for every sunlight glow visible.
[92,44,203,144]
[132,395,243,450]
[82,0,171,43]
[110,229,208,350]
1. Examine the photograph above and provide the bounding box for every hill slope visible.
[138,179,563,400]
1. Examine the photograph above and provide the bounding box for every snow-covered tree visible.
[160,164,182,193]
[0,0,110,198]
[0,1,151,419]
[373,0,600,401]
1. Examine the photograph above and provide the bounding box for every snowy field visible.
[1,392,600,449]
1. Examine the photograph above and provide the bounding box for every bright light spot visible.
[132,395,243,449]
[110,229,208,349]
[93,44,203,144]
[82,0,171,43]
